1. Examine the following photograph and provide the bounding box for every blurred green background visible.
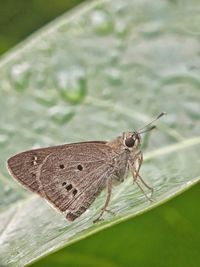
[0,0,85,55]
[0,1,199,267]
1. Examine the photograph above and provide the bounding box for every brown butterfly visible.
[7,112,165,223]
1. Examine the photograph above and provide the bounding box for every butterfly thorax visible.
[106,133,141,183]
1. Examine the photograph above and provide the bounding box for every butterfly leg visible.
[135,177,153,202]
[133,151,143,182]
[93,177,113,223]
[103,209,115,215]
[129,152,153,193]
[128,159,154,201]
[137,173,154,197]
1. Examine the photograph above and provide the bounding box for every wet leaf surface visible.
[0,0,199,266]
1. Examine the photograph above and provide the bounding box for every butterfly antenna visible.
[137,112,166,134]
[138,125,157,134]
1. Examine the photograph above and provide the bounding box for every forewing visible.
[38,143,115,218]
[7,146,58,194]
[7,142,115,219]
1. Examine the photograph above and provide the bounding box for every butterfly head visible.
[123,112,166,150]
[123,131,141,150]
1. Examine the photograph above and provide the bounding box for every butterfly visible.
[7,112,165,223]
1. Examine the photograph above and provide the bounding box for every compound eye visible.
[125,137,135,147]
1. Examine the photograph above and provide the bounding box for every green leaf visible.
[0,0,199,266]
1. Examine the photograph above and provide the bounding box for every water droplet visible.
[4,185,11,194]
[140,22,162,38]
[184,101,200,120]
[55,67,87,104]
[101,87,112,97]
[90,10,113,35]
[32,120,49,133]
[38,39,52,53]
[10,62,30,91]
[183,10,200,35]
[48,106,74,125]
[106,68,122,85]
[34,90,58,107]
[2,124,15,136]
[109,49,120,64]
[32,63,49,88]
[0,134,8,146]
[115,21,128,38]
[110,1,128,14]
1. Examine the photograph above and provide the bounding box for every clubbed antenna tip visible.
[156,112,166,120]
[137,112,166,133]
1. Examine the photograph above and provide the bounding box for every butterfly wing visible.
[7,146,58,194]
[7,142,116,220]
[39,150,115,220]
